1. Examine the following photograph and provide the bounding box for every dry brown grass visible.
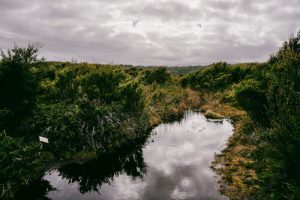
[213,116,258,199]
[145,87,203,127]
[194,91,258,199]
[199,91,246,119]
[186,88,201,108]
[178,101,188,113]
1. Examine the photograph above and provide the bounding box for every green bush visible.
[181,31,300,199]
[142,67,171,84]
[0,43,42,134]
[242,32,300,199]
[81,67,125,103]
[120,81,145,113]
[181,62,253,90]
[0,133,45,200]
[233,79,268,124]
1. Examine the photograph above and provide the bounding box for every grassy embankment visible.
[196,91,256,199]
[181,32,300,199]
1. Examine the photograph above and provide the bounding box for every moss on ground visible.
[198,91,258,200]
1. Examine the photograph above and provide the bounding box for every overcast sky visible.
[1,0,300,65]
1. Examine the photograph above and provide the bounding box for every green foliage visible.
[0,133,45,200]
[182,31,300,199]
[0,43,42,133]
[0,46,162,198]
[54,65,89,101]
[24,64,148,156]
[269,31,300,64]
[81,67,125,102]
[233,79,268,124]
[232,32,300,199]
[142,67,171,84]
[120,81,145,113]
[254,33,300,199]
[181,62,252,90]
[124,67,143,77]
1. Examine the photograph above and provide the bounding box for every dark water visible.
[29,111,233,200]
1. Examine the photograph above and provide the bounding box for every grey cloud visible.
[123,1,203,22]
[205,0,237,11]
[0,0,299,65]
[0,0,30,10]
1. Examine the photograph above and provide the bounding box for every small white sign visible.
[39,136,49,143]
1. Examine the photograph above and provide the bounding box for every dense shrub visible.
[233,79,268,124]
[181,62,253,90]
[0,133,45,200]
[181,31,300,199]
[120,81,145,113]
[233,32,300,199]
[0,46,154,199]
[81,67,125,102]
[142,67,171,84]
[0,43,42,134]
[255,33,300,199]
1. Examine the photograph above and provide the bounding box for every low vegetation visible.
[0,46,198,199]
[182,31,300,199]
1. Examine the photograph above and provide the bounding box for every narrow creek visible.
[27,111,233,200]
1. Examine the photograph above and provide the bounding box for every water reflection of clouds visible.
[171,177,197,199]
[45,171,101,200]
[144,114,232,176]
[100,174,147,199]
[45,112,232,200]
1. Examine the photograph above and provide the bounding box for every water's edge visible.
[21,111,234,200]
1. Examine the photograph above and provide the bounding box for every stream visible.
[24,111,233,200]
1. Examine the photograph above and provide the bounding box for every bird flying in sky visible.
[132,19,141,27]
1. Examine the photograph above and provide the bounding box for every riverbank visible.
[19,111,233,200]
[197,91,258,199]
[14,93,202,200]
[66,86,201,161]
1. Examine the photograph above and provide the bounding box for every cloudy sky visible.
[1,0,300,65]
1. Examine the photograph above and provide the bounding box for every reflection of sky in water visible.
[45,111,233,200]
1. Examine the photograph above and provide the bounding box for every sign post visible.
[39,136,49,144]
[39,136,49,151]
